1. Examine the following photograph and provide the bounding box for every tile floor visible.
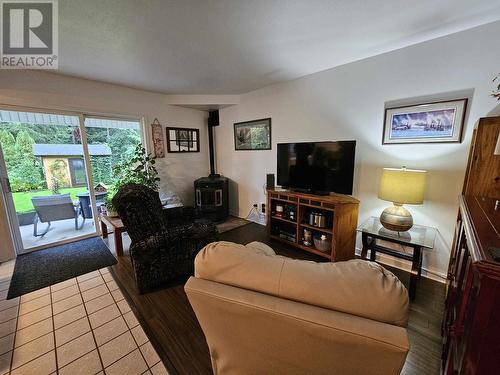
[0,260,169,375]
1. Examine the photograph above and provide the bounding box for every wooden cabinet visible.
[443,115,500,374]
[266,188,359,261]
[462,116,500,199]
[442,196,500,375]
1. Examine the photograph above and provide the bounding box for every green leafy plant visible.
[104,144,160,214]
[48,159,68,194]
[493,73,500,101]
[112,144,160,191]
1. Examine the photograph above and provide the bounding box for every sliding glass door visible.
[0,107,143,255]
[0,108,97,253]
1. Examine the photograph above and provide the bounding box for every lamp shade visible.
[495,132,500,155]
[378,167,426,205]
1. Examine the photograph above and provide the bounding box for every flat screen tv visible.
[277,141,356,195]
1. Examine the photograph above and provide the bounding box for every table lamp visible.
[378,167,427,232]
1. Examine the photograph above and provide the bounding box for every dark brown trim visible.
[166,127,200,153]
[382,98,468,145]
[233,117,272,151]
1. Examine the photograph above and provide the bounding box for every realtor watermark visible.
[1,0,58,69]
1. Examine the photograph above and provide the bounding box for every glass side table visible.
[357,216,437,299]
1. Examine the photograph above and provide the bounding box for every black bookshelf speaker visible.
[266,173,275,189]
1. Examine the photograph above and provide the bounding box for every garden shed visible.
[33,144,112,188]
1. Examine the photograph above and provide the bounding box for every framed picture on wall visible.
[166,127,200,152]
[234,118,271,150]
[382,99,467,144]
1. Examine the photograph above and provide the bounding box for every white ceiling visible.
[58,0,500,94]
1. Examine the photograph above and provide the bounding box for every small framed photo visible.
[382,99,467,144]
[234,118,271,150]
[166,127,200,153]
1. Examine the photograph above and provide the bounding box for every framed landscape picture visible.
[382,99,467,144]
[234,118,271,150]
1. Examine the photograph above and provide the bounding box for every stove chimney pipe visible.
[208,110,220,177]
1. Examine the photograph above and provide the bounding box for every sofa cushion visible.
[194,241,409,327]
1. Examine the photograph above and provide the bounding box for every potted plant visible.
[104,144,160,217]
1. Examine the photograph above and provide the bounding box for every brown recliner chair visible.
[185,241,410,375]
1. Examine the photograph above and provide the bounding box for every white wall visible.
[0,71,209,205]
[216,21,500,279]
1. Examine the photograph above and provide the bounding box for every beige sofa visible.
[185,241,410,375]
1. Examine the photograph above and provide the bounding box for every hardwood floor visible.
[107,223,445,375]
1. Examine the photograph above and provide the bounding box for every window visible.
[68,158,87,186]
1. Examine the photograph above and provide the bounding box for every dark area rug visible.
[7,236,117,299]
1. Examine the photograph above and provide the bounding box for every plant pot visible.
[107,210,119,218]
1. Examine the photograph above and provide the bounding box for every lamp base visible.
[380,204,413,232]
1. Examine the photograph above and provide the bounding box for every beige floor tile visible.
[106,280,119,292]
[56,331,95,368]
[58,349,103,375]
[11,332,54,370]
[55,317,90,347]
[123,311,139,329]
[81,284,108,302]
[0,350,11,375]
[88,304,120,329]
[0,305,18,323]
[139,341,160,367]
[50,278,76,293]
[84,293,114,315]
[51,285,79,303]
[0,297,19,312]
[0,319,16,339]
[0,291,7,301]
[116,299,131,314]
[93,316,128,346]
[130,325,148,347]
[104,348,147,375]
[111,289,125,302]
[16,305,51,330]
[0,333,14,355]
[99,267,110,275]
[150,361,169,375]
[18,294,50,316]
[79,276,104,292]
[98,331,137,367]
[77,271,101,283]
[14,317,53,348]
[102,272,114,282]
[54,304,86,329]
[11,350,56,375]
[20,287,50,303]
[52,293,83,315]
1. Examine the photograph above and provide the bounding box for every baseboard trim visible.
[355,247,447,283]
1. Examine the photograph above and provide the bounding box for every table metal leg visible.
[409,246,422,300]
[361,233,369,259]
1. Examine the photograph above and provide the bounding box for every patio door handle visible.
[0,178,11,193]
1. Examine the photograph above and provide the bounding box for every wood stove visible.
[194,110,229,222]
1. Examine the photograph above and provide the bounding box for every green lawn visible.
[12,187,88,214]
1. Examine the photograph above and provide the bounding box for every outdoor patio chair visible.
[31,194,85,237]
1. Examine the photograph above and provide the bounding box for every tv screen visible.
[277,141,356,194]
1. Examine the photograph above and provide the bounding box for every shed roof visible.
[33,144,112,156]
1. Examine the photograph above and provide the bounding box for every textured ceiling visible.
[57,0,500,94]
